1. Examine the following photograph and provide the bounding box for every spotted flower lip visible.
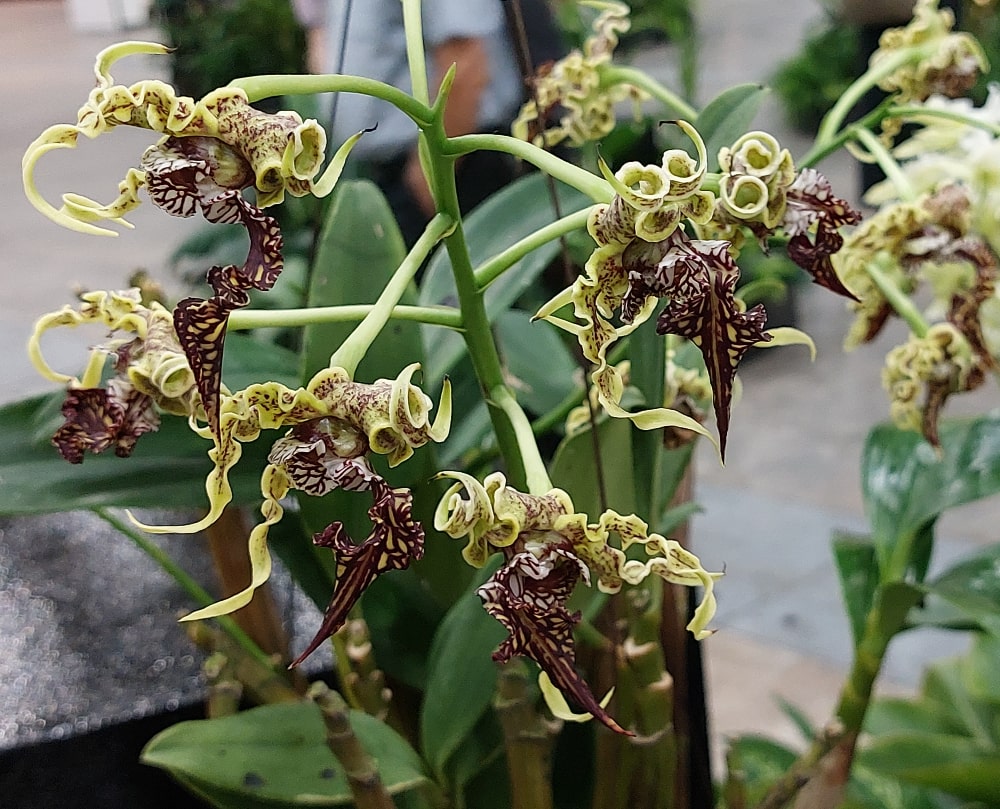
[435,471,720,734]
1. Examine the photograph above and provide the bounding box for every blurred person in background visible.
[293,0,562,244]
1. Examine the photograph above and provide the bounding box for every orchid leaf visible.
[861,412,1000,574]
[420,558,505,781]
[912,544,1000,636]
[859,733,1000,802]
[832,532,880,648]
[300,179,412,383]
[551,415,637,517]
[141,702,430,807]
[495,310,580,415]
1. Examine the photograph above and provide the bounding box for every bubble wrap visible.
[0,511,326,750]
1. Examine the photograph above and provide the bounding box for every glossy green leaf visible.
[420,558,506,781]
[141,702,430,807]
[695,84,769,172]
[495,310,580,415]
[442,711,505,806]
[419,172,590,382]
[861,413,1000,574]
[915,545,1000,636]
[550,414,638,517]
[846,762,955,809]
[832,532,880,648]
[724,735,797,806]
[860,733,1000,803]
[300,179,413,383]
[960,633,1000,706]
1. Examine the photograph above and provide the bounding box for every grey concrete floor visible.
[1,0,998,762]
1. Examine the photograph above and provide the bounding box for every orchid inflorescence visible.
[22,0,994,735]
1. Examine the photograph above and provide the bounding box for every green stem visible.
[492,385,553,494]
[598,64,698,121]
[474,207,593,289]
[229,74,433,126]
[445,133,613,202]
[401,0,430,106]
[815,42,938,147]
[850,125,915,201]
[886,104,1000,136]
[93,508,274,670]
[228,303,463,332]
[866,255,930,337]
[800,104,887,167]
[331,212,454,374]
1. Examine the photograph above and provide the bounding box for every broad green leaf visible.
[915,545,1000,636]
[141,702,430,807]
[300,179,413,383]
[724,735,797,806]
[832,532,880,648]
[875,582,924,639]
[846,761,956,809]
[419,172,590,382]
[420,559,506,781]
[860,733,1000,803]
[866,696,970,738]
[695,84,769,172]
[922,658,998,746]
[495,310,580,416]
[442,711,505,806]
[550,415,638,517]
[960,633,1000,706]
[861,413,1000,574]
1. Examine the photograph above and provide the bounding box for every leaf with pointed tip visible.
[141,702,430,807]
[695,84,769,173]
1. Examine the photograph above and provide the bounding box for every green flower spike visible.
[131,365,450,639]
[435,471,721,735]
[29,289,199,462]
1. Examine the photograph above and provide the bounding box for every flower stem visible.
[331,212,454,375]
[886,104,1000,136]
[445,133,613,202]
[474,207,593,289]
[849,125,916,201]
[401,0,430,106]
[228,303,463,332]
[814,42,937,148]
[229,74,433,126]
[92,507,274,670]
[492,385,553,495]
[598,64,698,121]
[866,254,930,337]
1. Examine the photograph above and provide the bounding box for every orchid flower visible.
[434,471,721,735]
[22,41,364,436]
[28,289,199,463]
[130,363,450,661]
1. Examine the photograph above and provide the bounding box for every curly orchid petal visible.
[181,464,290,621]
[539,672,615,724]
[293,479,424,665]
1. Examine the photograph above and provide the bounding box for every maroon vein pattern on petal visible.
[784,168,862,300]
[52,383,159,464]
[479,547,631,736]
[145,142,284,437]
[653,238,770,458]
[292,479,424,666]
